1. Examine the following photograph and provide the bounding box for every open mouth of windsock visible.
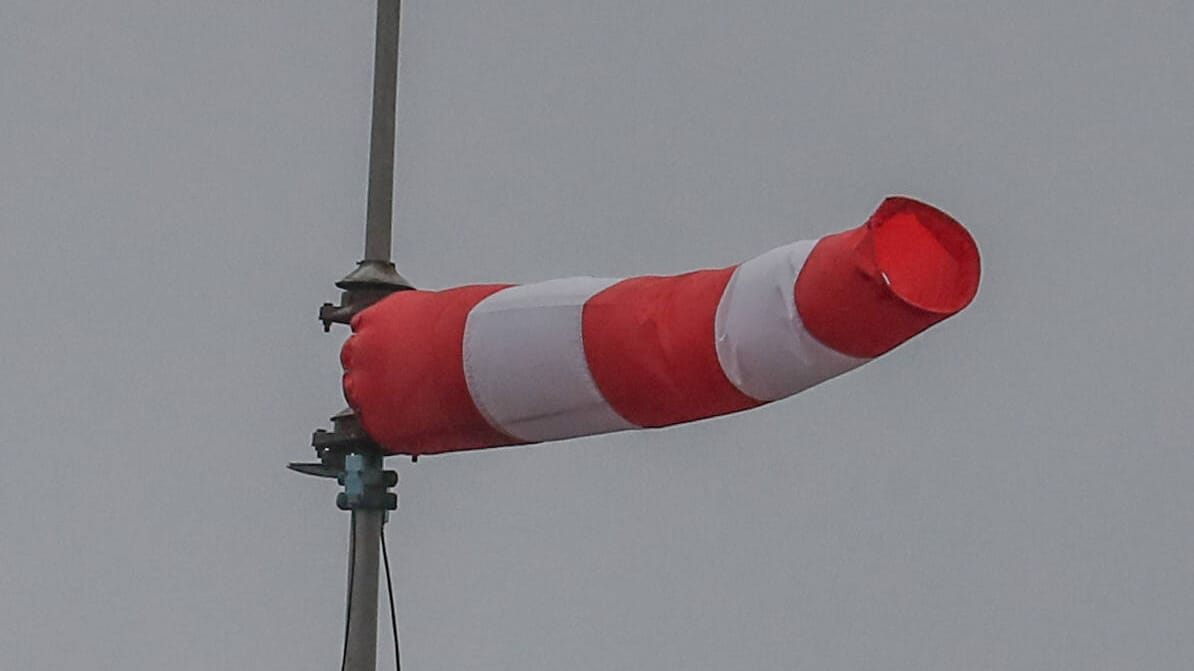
[871,198,981,315]
[795,196,982,359]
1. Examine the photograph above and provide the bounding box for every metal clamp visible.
[337,452,399,511]
[290,408,398,511]
[319,259,413,331]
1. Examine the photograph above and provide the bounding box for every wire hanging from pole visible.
[340,516,358,671]
[382,521,401,671]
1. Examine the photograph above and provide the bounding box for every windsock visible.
[341,196,980,456]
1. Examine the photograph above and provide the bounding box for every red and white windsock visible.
[341,196,981,456]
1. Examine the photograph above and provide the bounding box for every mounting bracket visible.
[290,409,398,511]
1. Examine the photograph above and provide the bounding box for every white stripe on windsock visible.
[462,276,639,443]
[714,240,868,401]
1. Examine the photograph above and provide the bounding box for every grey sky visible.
[2,1,1192,669]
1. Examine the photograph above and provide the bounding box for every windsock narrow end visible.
[795,196,981,358]
[870,196,980,315]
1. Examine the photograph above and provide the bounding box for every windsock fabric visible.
[341,196,981,456]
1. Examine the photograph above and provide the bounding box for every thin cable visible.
[381,521,401,671]
[341,515,357,671]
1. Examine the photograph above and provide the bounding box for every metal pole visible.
[344,509,384,671]
[365,0,401,263]
[342,6,399,661]
[298,4,408,668]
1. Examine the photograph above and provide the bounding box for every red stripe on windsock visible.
[581,268,762,427]
[795,197,981,358]
[342,284,525,455]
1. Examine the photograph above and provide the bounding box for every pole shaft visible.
[344,509,384,671]
[364,0,401,262]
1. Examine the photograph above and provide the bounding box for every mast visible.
[292,2,409,670]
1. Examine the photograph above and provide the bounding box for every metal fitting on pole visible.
[338,452,399,512]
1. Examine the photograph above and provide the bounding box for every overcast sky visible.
[2,1,1192,669]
